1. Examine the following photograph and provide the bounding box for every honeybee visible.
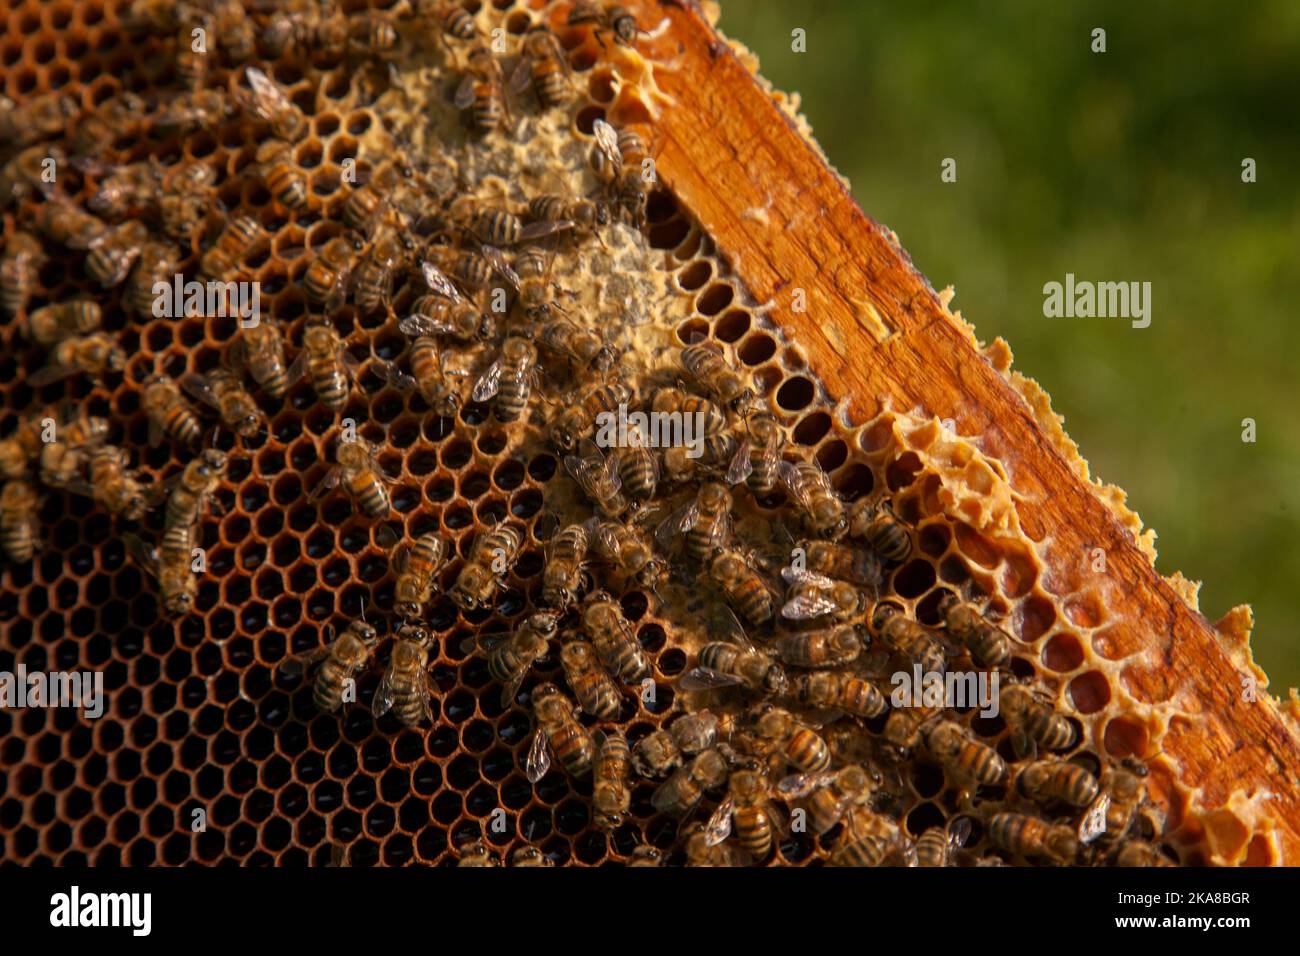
[683,822,747,867]
[550,381,630,454]
[661,432,738,484]
[175,22,210,91]
[241,66,307,142]
[1114,840,1176,867]
[373,624,436,727]
[542,519,593,609]
[69,91,148,157]
[870,603,947,674]
[0,415,47,481]
[591,118,650,227]
[568,2,642,47]
[27,333,126,387]
[83,220,148,288]
[227,320,290,400]
[513,246,566,322]
[536,319,615,377]
[381,338,468,419]
[353,229,413,314]
[1,146,62,210]
[651,386,727,437]
[510,846,552,867]
[124,242,182,319]
[311,437,391,519]
[564,437,628,518]
[152,89,232,138]
[303,234,363,309]
[772,624,865,669]
[416,0,477,44]
[158,161,217,244]
[288,321,361,412]
[33,197,108,251]
[58,412,110,451]
[454,201,573,248]
[882,703,944,752]
[449,524,522,611]
[988,812,1078,865]
[847,499,912,563]
[142,374,204,448]
[83,445,149,521]
[125,524,199,616]
[86,160,162,220]
[796,539,882,589]
[347,7,404,62]
[527,682,594,781]
[680,339,752,412]
[681,620,788,697]
[1,232,45,317]
[613,422,659,504]
[282,618,381,713]
[659,481,732,562]
[937,593,1012,668]
[528,194,608,243]
[709,547,775,627]
[26,300,102,347]
[181,368,265,440]
[251,140,307,211]
[0,92,79,149]
[473,336,539,423]
[828,812,911,868]
[630,710,722,779]
[627,845,663,867]
[425,241,515,292]
[454,45,510,134]
[390,530,450,620]
[753,706,831,774]
[591,729,632,830]
[1016,758,1099,808]
[210,0,257,65]
[591,516,669,594]
[651,747,730,817]
[777,764,877,835]
[915,818,972,867]
[263,6,349,60]
[199,214,266,282]
[463,610,556,707]
[780,459,846,538]
[923,720,1007,788]
[1079,761,1150,847]
[343,160,414,234]
[726,412,784,493]
[780,569,868,624]
[0,480,39,562]
[509,26,573,108]
[999,682,1077,759]
[161,448,227,529]
[558,638,621,720]
[581,590,649,684]
[706,768,779,859]
[400,260,494,343]
[455,841,501,867]
[788,670,887,719]
[38,441,88,491]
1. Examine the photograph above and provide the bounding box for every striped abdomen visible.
[309,353,348,411]
[346,469,389,518]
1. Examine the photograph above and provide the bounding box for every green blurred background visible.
[719,1,1300,689]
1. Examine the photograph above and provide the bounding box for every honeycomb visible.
[0,0,1283,867]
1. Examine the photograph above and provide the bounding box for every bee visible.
[373,624,436,727]
[347,7,404,62]
[84,220,148,289]
[706,768,779,859]
[455,201,573,248]
[780,569,868,624]
[69,91,148,157]
[726,412,784,493]
[58,413,110,451]
[2,145,63,210]
[473,336,539,423]
[923,720,1007,788]
[882,703,944,752]
[1114,840,1176,867]
[400,260,495,343]
[651,386,728,437]
[228,320,290,400]
[380,338,468,419]
[463,611,556,707]
[1,232,45,318]
[536,319,615,377]
[780,459,847,538]
[0,92,79,149]
[628,845,663,867]
[454,45,510,134]
[282,618,381,713]
[614,421,659,503]
[84,445,149,521]
[455,841,501,867]
[390,530,450,620]
[27,334,126,387]
[788,670,887,719]
[0,480,39,562]
[510,846,552,867]
[828,812,910,868]
[26,300,102,347]
[85,160,162,221]
[125,524,199,616]
[449,524,522,612]
[124,242,181,320]
[141,375,204,448]
[175,22,210,91]
[580,590,649,684]
[591,516,669,594]
[509,26,573,108]
[683,822,747,867]
[353,229,412,314]
[1079,761,1150,847]
[679,339,751,412]
[210,0,257,65]
[915,818,972,867]
[651,747,730,817]
[772,624,865,669]
[288,321,361,412]
[152,89,232,138]
[999,682,1077,758]
[528,194,608,242]
[158,161,217,244]
[558,638,621,721]
[753,706,831,774]
[659,481,732,562]
[542,519,593,609]
[343,160,415,235]
[681,620,788,697]
[0,414,47,481]
[777,764,877,835]
[630,710,722,779]
[709,547,775,627]
[38,441,88,491]
[33,197,108,251]
[302,234,363,310]
[591,729,632,830]
[417,1,477,43]
[161,448,227,529]
[1016,758,1099,808]
[251,140,308,211]
[564,437,628,518]
[526,682,594,781]
[181,368,265,440]
[568,2,642,47]
[425,241,515,292]
[848,499,912,563]
[241,66,307,142]
[988,812,1078,865]
[660,432,738,484]
[513,246,566,322]
[550,381,630,454]
[937,593,1012,668]
[870,603,947,675]
[310,437,391,519]
[590,118,650,227]
[199,215,266,283]
[796,539,882,589]
[263,7,349,60]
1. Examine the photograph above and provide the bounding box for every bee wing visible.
[677,666,745,692]
[179,372,222,411]
[377,360,418,392]
[777,459,808,504]
[280,645,331,680]
[420,260,463,301]
[398,314,445,338]
[471,360,503,402]
[481,245,520,291]
[655,498,699,548]
[26,363,81,388]
[946,816,973,853]
[517,219,575,243]
[284,348,309,389]
[500,666,529,710]
[592,118,622,167]
[724,439,753,485]
[244,66,290,119]
[372,666,397,719]
[776,771,837,799]
[308,466,344,501]
[507,57,532,95]
[781,566,836,588]
[704,797,734,846]
[453,72,477,110]
[525,728,551,783]
[415,678,434,726]
[1078,793,1111,845]
[123,532,160,578]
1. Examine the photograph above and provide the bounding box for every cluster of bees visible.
[0,0,1175,866]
